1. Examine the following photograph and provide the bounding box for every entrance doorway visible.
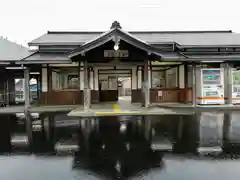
[117,77,131,102]
[98,68,132,103]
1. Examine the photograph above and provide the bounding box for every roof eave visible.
[28,42,85,46]
[0,62,11,65]
[68,36,114,58]
[180,45,240,48]
[16,60,71,65]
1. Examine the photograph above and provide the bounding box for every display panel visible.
[202,70,221,85]
[233,71,240,86]
[205,91,219,97]
[232,70,240,96]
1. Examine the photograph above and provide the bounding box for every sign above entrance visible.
[104,50,129,58]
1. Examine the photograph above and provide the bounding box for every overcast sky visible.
[0,0,238,45]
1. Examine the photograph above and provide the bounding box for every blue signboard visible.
[30,84,40,90]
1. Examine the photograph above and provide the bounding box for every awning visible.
[183,54,240,62]
[17,52,71,64]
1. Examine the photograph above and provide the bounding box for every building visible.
[0,37,30,105]
[1,21,240,108]
[15,79,39,104]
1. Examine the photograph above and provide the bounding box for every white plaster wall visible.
[148,67,152,88]
[80,67,84,90]
[137,68,142,89]
[179,65,185,88]
[90,71,94,90]
[52,71,57,89]
[132,66,137,89]
[94,68,99,90]
[41,68,48,92]
[63,74,68,88]
[123,78,131,89]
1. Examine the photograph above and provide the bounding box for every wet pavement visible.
[1,112,240,179]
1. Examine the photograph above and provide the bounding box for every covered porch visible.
[24,21,192,109]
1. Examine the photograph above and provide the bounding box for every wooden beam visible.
[143,59,150,107]
[192,63,196,106]
[83,60,91,110]
[224,63,233,104]
[24,68,30,108]
[47,66,52,104]
[184,63,189,103]
[24,68,32,148]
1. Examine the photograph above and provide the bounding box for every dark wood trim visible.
[98,68,132,72]
[184,63,189,103]
[47,65,52,104]
[92,68,95,90]
[150,61,152,88]
[78,61,81,91]
[99,72,131,75]
[177,65,180,88]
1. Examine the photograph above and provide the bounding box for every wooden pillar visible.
[192,63,197,106]
[223,113,231,153]
[142,59,150,107]
[184,63,189,103]
[47,66,52,104]
[143,116,152,141]
[36,76,39,100]
[78,61,81,90]
[224,62,232,105]
[5,76,9,106]
[24,68,30,107]
[89,68,94,90]
[94,67,99,90]
[47,114,55,151]
[38,68,42,100]
[23,67,33,148]
[137,66,142,89]
[83,60,91,110]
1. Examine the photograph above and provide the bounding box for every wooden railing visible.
[39,90,82,105]
[39,88,193,105]
[150,88,181,103]
[39,90,100,105]
[132,88,193,103]
[99,90,118,102]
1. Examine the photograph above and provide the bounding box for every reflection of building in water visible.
[198,113,223,154]
[73,118,163,179]
[151,135,173,152]
[222,113,240,154]
[228,113,240,143]
[232,70,240,104]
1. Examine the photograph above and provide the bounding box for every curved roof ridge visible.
[47,30,232,34]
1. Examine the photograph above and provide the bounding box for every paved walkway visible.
[2,97,240,116]
[154,103,240,112]
[67,97,191,117]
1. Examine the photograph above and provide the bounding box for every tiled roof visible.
[29,30,240,47]
[0,37,30,61]
[18,52,70,64]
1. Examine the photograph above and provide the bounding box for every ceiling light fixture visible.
[113,35,120,51]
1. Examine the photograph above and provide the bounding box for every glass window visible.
[188,65,193,88]
[151,71,165,88]
[233,71,240,85]
[68,75,79,89]
[166,67,178,88]
[15,90,24,99]
[30,91,38,99]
